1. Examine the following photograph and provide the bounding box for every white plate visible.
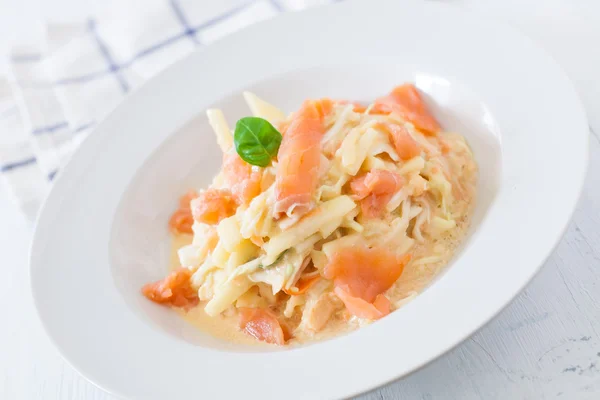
[29,0,588,399]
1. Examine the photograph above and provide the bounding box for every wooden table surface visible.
[1,1,599,399]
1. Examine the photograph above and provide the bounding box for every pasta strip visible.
[243,91,286,125]
[206,109,233,152]
[263,196,356,264]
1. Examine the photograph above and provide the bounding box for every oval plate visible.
[30,0,588,399]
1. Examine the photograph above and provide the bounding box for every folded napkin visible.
[0,0,332,219]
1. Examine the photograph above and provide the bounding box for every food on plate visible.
[142,84,478,346]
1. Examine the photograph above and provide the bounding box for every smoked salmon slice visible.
[351,103,367,113]
[222,151,262,205]
[334,288,390,320]
[350,169,403,218]
[142,267,199,310]
[376,122,421,160]
[282,274,322,296]
[273,100,328,218]
[324,245,410,319]
[323,244,410,303]
[330,99,366,113]
[238,307,289,345]
[374,84,441,135]
[191,188,236,225]
[314,98,335,118]
[168,190,199,234]
[367,103,393,115]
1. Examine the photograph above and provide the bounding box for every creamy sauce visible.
[388,217,472,302]
[169,235,265,346]
[287,211,474,345]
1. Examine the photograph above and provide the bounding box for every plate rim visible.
[29,0,589,399]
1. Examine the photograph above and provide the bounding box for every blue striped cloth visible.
[0,0,332,219]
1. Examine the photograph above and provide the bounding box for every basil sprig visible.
[234,117,282,167]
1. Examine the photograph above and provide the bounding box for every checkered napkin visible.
[0,0,332,220]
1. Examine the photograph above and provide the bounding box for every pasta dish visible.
[142,84,477,346]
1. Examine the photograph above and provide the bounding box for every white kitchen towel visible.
[0,0,332,220]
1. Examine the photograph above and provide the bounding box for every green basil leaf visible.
[234,117,282,167]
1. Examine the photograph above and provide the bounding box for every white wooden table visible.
[1,1,599,399]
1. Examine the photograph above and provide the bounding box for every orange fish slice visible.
[273,99,329,218]
[191,188,236,225]
[351,103,367,113]
[282,274,322,296]
[374,84,441,135]
[367,103,393,115]
[350,170,404,218]
[334,288,390,320]
[314,98,335,118]
[168,190,199,234]
[324,244,410,303]
[238,307,289,345]
[375,122,421,160]
[142,267,199,310]
[222,151,262,205]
